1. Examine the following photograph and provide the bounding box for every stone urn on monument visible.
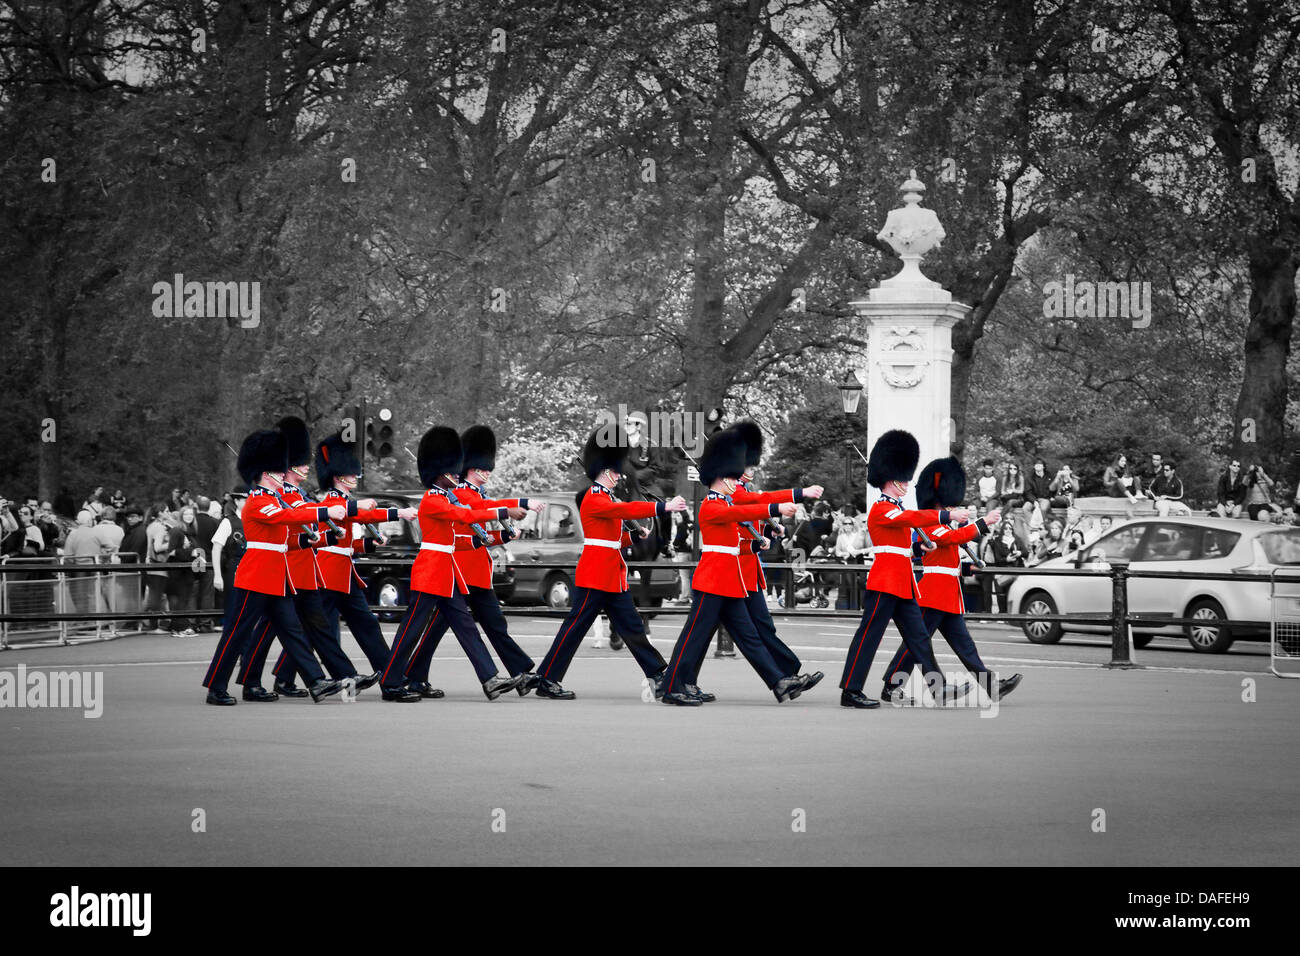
[851,171,970,506]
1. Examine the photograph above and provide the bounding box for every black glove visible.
[325,529,342,546]
[501,527,516,544]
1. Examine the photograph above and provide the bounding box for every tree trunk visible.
[1230,241,1297,473]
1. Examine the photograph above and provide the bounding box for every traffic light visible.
[366,406,395,459]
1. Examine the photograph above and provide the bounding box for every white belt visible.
[319,546,353,556]
[870,546,912,557]
[701,544,740,556]
[584,538,622,549]
[419,542,455,554]
[923,566,962,576]
[245,542,287,553]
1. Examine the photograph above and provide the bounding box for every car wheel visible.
[1133,634,1154,649]
[1185,598,1233,653]
[543,572,572,609]
[374,576,404,622]
[1021,591,1062,644]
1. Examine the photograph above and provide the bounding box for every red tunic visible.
[917,519,985,614]
[574,485,662,593]
[691,492,783,598]
[864,495,950,601]
[449,482,528,590]
[730,478,801,591]
[409,487,508,597]
[279,482,324,591]
[314,488,398,593]
[232,488,351,596]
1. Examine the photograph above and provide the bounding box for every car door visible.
[1068,522,1151,615]
[1127,522,1204,625]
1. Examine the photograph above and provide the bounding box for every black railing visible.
[4,557,1298,666]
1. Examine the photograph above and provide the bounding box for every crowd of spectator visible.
[0,485,248,637]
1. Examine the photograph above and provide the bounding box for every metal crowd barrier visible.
[4,556,1299,674]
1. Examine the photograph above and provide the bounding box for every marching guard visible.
[235,417,363,699]
[879,456,1023,703]
[312,431,418,687]
[838,430,969,709]
[659,428,804,706]
[201,429,350,706]
[401,425,546,696]
[685,420,825,701]
[532,428,688,700]
[377,426,529,702]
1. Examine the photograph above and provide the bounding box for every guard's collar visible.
[429,486,449,498]
[589,484,611,496]
[880,492,904,507]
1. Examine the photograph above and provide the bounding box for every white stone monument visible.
[852,172,969,504]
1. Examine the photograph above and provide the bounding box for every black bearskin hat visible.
[582,425,629,481]
[915,456,966,510]
[730,420,763,469]
[866,429,920,488]
[275,416,312,468]
[699,428,748,486]
[460,425,497,476]
[237,429,288,487]
[418,426,462,487]
[315,432,362,489]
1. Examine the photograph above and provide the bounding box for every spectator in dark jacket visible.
[1025,459,1053,523]
[999,461,1025,509]
[165,505,201,636]
[1103,454,1140,505]
[1214,460,1247,518]
[1148,462,1190,516]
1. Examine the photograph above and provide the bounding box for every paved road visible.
[1,616,1296,865]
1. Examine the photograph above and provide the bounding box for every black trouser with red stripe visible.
[840,589,946,695]
[404,585,534,684]
[237,588,355,688]
[537,586,665,683]
[695,588,799,685]
[380,589,499,689]
[320,579,391,673]
[663,590,785,695]
[203,587,326,694]
[882,607,988,694]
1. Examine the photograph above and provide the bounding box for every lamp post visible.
[838,370,864,490]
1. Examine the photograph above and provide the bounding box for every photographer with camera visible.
[1242,462,1280,520]
[1048,462,1080,511]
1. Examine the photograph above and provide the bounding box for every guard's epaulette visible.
[456,481,473,490]
[251,488,271,497]
[429,486,449,498]
[323,489,345,499]
[707,492,725,501]
[589,484,610,496]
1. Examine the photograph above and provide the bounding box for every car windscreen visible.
[1257,529,1300,565]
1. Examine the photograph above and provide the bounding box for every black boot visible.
[205,689,237,706]
[242,685,279,702]
[483,673,525,700]
[309,678,344,702]
[515,671,539,697]
[534,678,576,700]
[773,676,803,703]
[273,680,309,699]
[840,689,880,709]
[406,680,444,699]
[353,672,381,692]
[798,671,824,693]
[683,683,715,703]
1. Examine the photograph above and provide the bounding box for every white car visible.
[1007,517,1300,653]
